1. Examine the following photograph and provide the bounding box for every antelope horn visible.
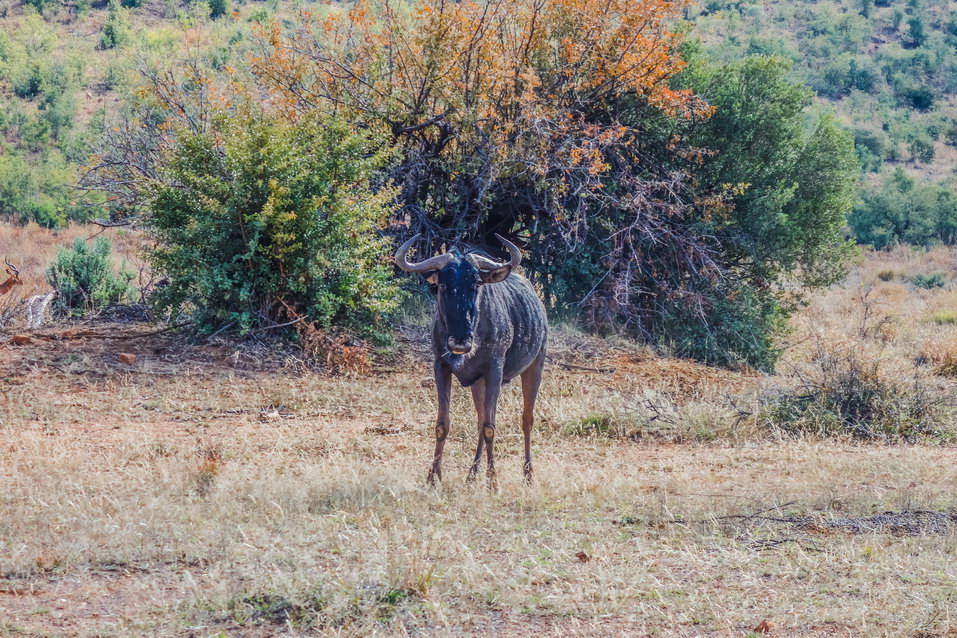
[467,233,523,271]
[394,234,454,273]
[4,257,19,276]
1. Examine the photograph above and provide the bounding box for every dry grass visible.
[3,340,957,637]
[4,234,957,635]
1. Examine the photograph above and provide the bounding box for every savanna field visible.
[3,226,957,637]
[4,0,957,633]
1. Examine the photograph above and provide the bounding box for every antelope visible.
[394,234,548,485]
[0,258,22,296]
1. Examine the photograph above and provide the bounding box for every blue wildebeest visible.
[394,234,548,484]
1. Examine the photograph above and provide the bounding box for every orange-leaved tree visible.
[248,0,713,241]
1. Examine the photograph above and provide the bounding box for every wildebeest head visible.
[394,234,521,355]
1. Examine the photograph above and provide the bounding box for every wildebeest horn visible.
[4,257,19,276]
[467,233,522,271]
[394,234,454,273]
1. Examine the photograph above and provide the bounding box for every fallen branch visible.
[249,316,304,335]
[30,324,186,341]
[552,360,616,374]
[87,218,135,239]
[91,218,133,228]
[106,324,187,340]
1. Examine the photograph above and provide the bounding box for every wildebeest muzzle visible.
[447,335,473,355]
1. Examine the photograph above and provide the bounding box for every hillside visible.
[689,0,957,246]
[0,0,952,242]
[0,0,295,226]
[692,0,957,183]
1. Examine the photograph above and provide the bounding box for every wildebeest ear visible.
[479,266,511,284]
[426,271,439,285]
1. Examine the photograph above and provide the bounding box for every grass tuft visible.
[928,310,957,325]
[758,340,950,441]
[876,269,896,282]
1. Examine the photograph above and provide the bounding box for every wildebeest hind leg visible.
[482,370,503,488]
[466,378,486,483]
[520,348,546,482]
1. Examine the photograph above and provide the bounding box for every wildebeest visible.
[394,233,548,485]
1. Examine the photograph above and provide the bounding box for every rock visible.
[11,335,31,346]
[118,353,137,365]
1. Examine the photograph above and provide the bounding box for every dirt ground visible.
[2,318,957,637]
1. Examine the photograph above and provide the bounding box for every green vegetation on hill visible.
[0,14,95,226]
[1,0,952,245]
[0,0,249,227]
[690,0,957,246]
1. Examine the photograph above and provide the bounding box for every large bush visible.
[248,6,855,369]
[99,1,130,50]
[146,110,401,336]
[542,53,858,368]
[84,0,859,369]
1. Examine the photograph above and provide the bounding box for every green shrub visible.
[22,0,61,13]
[947,11,957,37]
[11,63,46,100]
[908,15,927,47]
[907,132,935,163]
[247,7,272,23]
[46,238,136,316]
[40,92,77,140]
[100,1,130,50]
[102,63,129,91]
[853,126,887,172]
[849,168,957,247]
[209,0,230,19]
[146,109,401,337]
[899,85,935,111]
[911,272,947,289]
[20,117,51,152]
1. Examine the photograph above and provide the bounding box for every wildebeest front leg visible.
[466,378,487,482]
[520,348,546,482]
[428,362,452,485]
[482,369,503,486]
